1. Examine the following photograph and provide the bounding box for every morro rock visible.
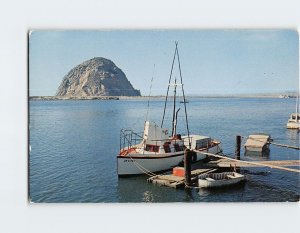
[56,57,141,97]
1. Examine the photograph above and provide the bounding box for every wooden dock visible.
[198,151,300,173]
[147,168,217,189]
[146,137,299,190]
[206,159,300,168]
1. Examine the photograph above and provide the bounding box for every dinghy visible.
[198,172,245,188]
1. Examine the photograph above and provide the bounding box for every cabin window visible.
[174,143,181,152]
[163,143,171,153]
[175,134,182,140]
[145,144,159,153]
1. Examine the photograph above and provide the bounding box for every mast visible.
[161,47,177,128]
[296,93,299,115]
[161,42,191,148]
[173,108,180,137]
[175,43,191,149]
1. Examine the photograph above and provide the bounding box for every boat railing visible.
[119,129,143,151]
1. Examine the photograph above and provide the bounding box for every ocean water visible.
[29,98,299,202]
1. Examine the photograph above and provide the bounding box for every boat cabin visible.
[288,113,300,122]
[182,135,212,150]
[142,121,185,154]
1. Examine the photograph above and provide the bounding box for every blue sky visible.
[29,30,299,96]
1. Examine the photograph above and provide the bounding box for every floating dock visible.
[244,134,271,152]
[147,168,217,189]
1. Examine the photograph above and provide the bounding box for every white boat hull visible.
[198,172,245,188]
[287,122,300,129]
[118,152,184,176]
[117,145,221,176]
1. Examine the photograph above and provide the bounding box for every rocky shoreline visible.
[29,94,295,101]
[55,57,141,97]
[29,96,120,101]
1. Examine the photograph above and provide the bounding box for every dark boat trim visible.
[118,168,173,178]
[117,152,184,159]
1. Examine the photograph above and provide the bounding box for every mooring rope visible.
[196,151,300,173]
[128,154,158,177]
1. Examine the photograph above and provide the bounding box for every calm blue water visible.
[29,98,299,202]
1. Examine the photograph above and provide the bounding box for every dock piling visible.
[235,135,241,160]
[184,149,194,186]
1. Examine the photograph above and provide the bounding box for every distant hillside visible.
[56,57,141,97]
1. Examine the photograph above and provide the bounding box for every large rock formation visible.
[56,57,141,97]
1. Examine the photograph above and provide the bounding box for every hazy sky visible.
[29,30,299,96]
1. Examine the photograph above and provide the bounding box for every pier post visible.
[235,135,241,160]
[184,149,192,186]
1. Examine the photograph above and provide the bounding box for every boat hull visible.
[198,172,245,188]
[117,145,221,176]
[117,152,184,177]
[287,122,300,129]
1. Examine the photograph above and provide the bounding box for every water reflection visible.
[244,149,270,160]
[184,188,194,202]
[285,128,300,142]
[143,191,154,202]
[198,182,246,202]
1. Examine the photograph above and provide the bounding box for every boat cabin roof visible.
[248,134,271,140]
[182,135,211,140]
[290,113,300,117]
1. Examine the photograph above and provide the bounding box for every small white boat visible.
[198,172,245,188]
[117,43,222,177]
[244,134,271,152]
[287,113,300,129]
[287,94,300,129]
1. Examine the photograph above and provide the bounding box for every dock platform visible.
[206,159,300,168]
[244,134,271,152]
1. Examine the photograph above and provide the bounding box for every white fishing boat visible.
[287,94,300,129]
[198,172,245,188]
[117,43,222,177]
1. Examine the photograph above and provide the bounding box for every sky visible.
[29,30,299,96]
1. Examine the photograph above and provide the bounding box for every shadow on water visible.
[197,182,246,202]
[285,129,300,143]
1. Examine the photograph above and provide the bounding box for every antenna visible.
[145,64,155,122]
